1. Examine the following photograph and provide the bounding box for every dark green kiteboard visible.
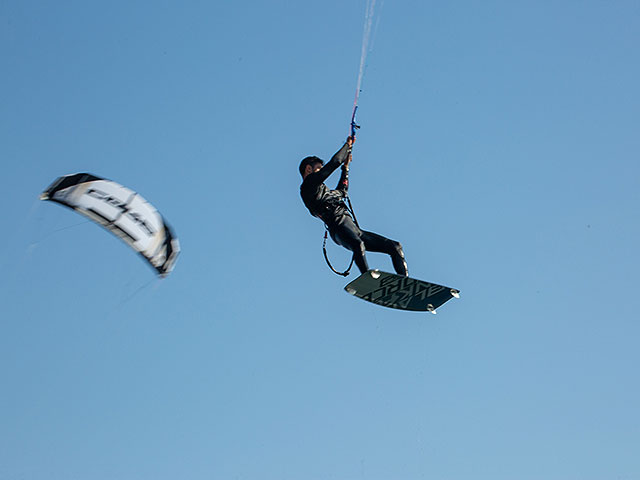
[344,270,460,313]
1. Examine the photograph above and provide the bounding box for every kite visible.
[41,173,179,276]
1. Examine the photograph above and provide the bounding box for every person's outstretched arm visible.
[309,137,354,186]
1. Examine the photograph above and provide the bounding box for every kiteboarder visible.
[299,136,408,277]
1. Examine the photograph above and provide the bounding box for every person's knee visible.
[338,232,365,256]
[353,240,366,255]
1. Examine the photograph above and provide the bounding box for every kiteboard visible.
[344,270,460,313]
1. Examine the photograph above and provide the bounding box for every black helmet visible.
[299,156,323,176]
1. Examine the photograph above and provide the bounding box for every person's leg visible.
[360,230,408,276]
[330,218,369,274]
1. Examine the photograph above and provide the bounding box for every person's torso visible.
[300,177,349,226]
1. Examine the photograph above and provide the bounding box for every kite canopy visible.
[41,173,179,276]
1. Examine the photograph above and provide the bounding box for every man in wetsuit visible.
[299,136,408,276]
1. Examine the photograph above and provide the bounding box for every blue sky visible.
[1,1,639,479]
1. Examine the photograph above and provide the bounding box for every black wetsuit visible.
[300,141,408,276]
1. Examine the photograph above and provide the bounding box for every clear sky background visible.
[1,1,639,479]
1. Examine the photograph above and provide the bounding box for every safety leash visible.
[323,226,353,277]
[322,193,360,277]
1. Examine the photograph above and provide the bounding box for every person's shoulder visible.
[300,176,312,194]
[301,172,320,187]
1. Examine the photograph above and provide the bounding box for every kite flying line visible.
[350,0,383,136]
